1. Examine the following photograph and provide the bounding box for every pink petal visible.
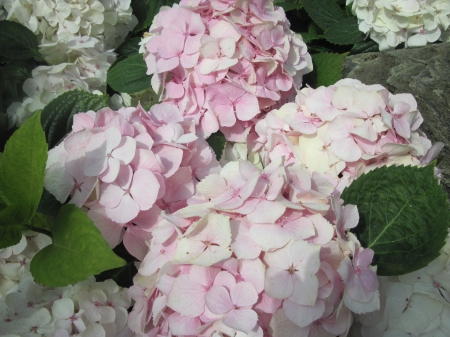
[105,193,140,223]
[123,226,153,261]
[283,299,325,328]
[231,282,258,307]
[99,157,121,183]
[87,204,125,248]
[130,169,160,211]
[167,313,201,335]
[113,137,136,165]
[250,224,290,251]
[167,274,208,317]
[236,93,259,121]
[330,137,361,162]
[204,285,234,315]
[264,268,293,300]
[99,183,125,208]
[222,308,258,333]
[153,145,183,178]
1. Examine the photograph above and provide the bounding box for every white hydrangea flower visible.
[348,0,450,50]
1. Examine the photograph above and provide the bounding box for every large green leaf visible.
[0,111,47,223]
[37,189,63,217]
[0,204,22,249]
[323,17,365,45]
[116,37,141,57]
[274,0,303,12]
[30,204,126,287]
[107,53,152,94]
[0,21,41,60]
[40,90,108,149]
[349,40,379,55]
[341,164,450,276]
[132,0,179,32]
[301,0,347,31]
[303,52,347,88]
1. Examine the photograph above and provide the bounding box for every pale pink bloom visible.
[139,232,178,276]
[84,127,136,182]
[305,87,341,122]
[230,218,261,260]
[199,38,238,74]
[331,197,359,241]
[327,115,363,162]
[52,298,86,333]
[174,212,232,266]
[338,247,378,301]
[207,83,260,127]
[99,166,160,223]
[166,265,221,317]
[264,240,321,306]
[205,280,259,333]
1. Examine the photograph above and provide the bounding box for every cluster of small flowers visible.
[2,0,137,129]
[248,78,442,187]
[126,156,380,336]
[7,41,116,128]
[142,0,312,141]
[0,232,52,298]
[352,230,450,337]
[346,0,450,50]
[0,276,135,337]
[44,103,220,261]
[1,0,136,50]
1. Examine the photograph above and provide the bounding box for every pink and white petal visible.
[240,259,265,294]
[99,157,121,183]
[163,167,194,203]
[167,274,207,317]
[130,169,160,211]
[156,56,179,73]
[153,145,183,178]
[82,323,106,337]
[329,137,361,162]
[44,163,74,203]
[105,194,140,223]
[283,217,315,241]
[216,105,237,127]
[269,309,310,337]
[230,220,261,260]
[123,226,153,261]
[99,183,125,208]
[87,204,125,248]
[222,308,258,333]
[289,272,319,306]
[264,268,293,300]
[113,137,136,165]
[247,200,286,224]
[307,214,334,245]
[231,282,258,307]
[250,224,290,251]
[205,285,234,315]
[193,245,232,267]
[167,312,201,335]
[236,93,259,121]
[200,58,220,74]
[283,299,325,328]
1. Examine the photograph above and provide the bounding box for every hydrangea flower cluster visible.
[249,78,442,188]
[346,0,450,50]
[7,41,116,128]
[352,230,450,337]
[44,103,220,261]
[0,276,134,337]
[0,232,52,298]
[142,0,312,141]
[127,157,380,336]
[1,0,137,129]
[1,0,136,50]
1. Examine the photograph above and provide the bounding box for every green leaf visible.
[300,23,322,43]
[303,52,347,88]
[341,164,450,276]
[0,21,41,60]
[301,0,346,30]
[95,243,137,288]
[30,212,52,231]
[323,17,365,45]
[107,53,152,94]
[206,131,226,161]
[132,0,179,32]
[0,111,47,223]
[0,204,22,249]
[116,37,141,57]
[274,0,303,12]
[40,90,108,149]
[37,189,63,217]
[349,40,379,55]
[1,59,36,104]
[30,204,126,287]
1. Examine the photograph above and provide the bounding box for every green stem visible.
[24,225,53,239]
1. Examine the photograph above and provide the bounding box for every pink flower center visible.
[354,266,362,275]
[27,301,34,307]
[70,315,77,322]
[94,301,100,307]
[30,326,38,333]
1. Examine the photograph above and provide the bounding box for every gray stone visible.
[342,42,450,198]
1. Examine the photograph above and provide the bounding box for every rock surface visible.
[342,42,450,198]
